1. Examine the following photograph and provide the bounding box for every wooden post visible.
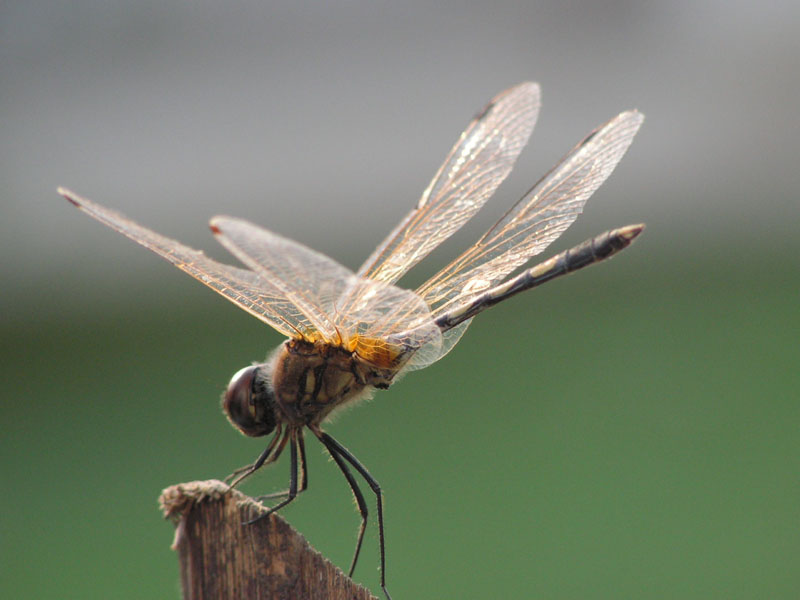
[159,480,377,600]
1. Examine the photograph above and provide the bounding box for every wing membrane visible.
[210,216,356,343]
[59,188,316,340]
[417,110,644,316]
[336,277,442,369]
[356,82,541,285]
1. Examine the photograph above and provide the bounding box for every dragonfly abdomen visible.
[435,224,644,331]
[557,224,644,274]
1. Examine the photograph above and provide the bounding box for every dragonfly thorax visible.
[269,339,402,426]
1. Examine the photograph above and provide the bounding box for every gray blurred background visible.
[2,2,798,598]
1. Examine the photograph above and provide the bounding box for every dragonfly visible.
[60,81,643,599]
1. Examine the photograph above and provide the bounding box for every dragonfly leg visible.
[246,429,298,524]
[315,430,369,578]
[225,423,284,488]
[254,430,309,501]
[313,427,391,600]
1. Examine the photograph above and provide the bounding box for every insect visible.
[60,81,643,599]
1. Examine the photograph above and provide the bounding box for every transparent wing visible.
[210,216,355,343]
[416,110,644,317]
[356,82,541,285]
[334,277,443,371]
[59,188,317,340]
[404,317,471,371]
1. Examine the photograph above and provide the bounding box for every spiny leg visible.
[313,427,391,600]
[297,430,308,492]
[246,429,298,524]
[316,430,369,578]
[256,429,309,501]
[225,423,284,488]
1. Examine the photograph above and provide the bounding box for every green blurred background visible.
[2,3,798,599]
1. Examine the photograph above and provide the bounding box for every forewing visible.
[356,82,541,285]
[210,216,355,343]
[417,110,644,316]
[59,188,314,340]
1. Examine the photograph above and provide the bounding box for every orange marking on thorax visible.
[348,335,404,369]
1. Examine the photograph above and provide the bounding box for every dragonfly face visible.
[60,81,644,599]
[223,364,277,437]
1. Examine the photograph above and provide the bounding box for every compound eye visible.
[223,366,273,437]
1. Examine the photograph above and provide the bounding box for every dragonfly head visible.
[223,365,277,437]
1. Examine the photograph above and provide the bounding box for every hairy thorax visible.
[271,338,406,426]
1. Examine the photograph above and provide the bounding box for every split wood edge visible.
[159,480,377,600]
